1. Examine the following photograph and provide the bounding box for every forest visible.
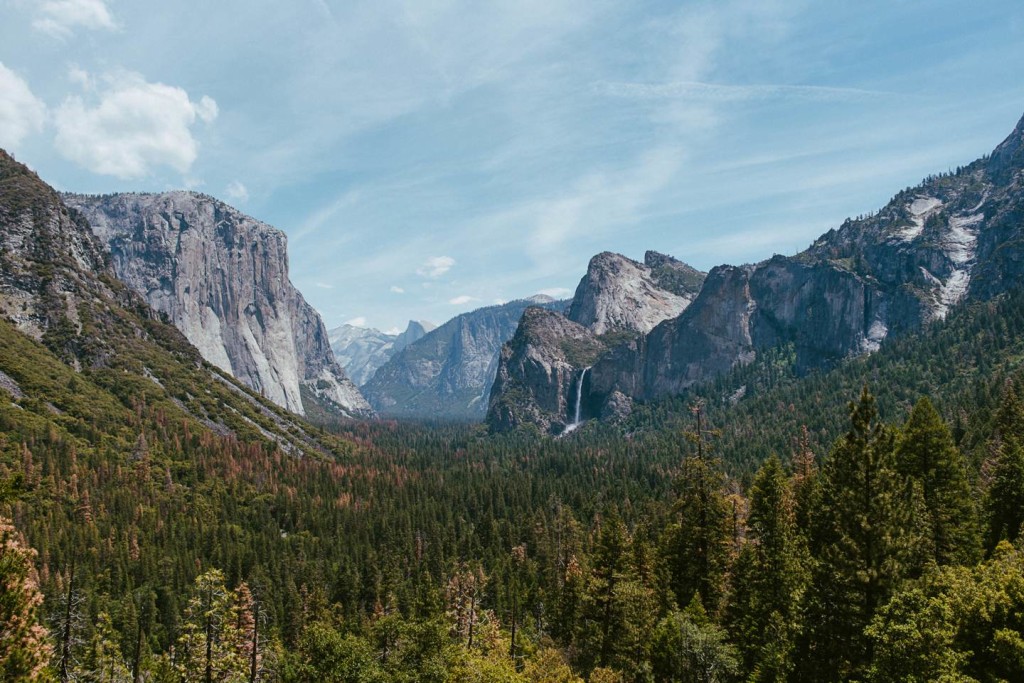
[2,291,1024,682]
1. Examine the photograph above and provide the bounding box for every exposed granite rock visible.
[487,307,606,434]
[493,111,1024,432]
[328,320,434,387]
[362,296,565,419]
[567,251,703,335]
[488,250,705,432]
[63,191,372,418]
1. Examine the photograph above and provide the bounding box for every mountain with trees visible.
[63,191,372,419]
[2,110,1024,682]
[491,113,1024,434]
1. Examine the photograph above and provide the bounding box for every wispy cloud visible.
[225,180,249,203]
[448,295,478,305]
[390,285,405,294]
[345,316,367,327]
[596,80,892,104]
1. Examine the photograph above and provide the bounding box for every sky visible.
[1,0,1023,334]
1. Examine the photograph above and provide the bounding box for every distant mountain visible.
[63,191,372,418]
[328,319,435,386]
[487,252,705,433]
[488,111,1024,433]
[362,296,566,419]
[0,148,345,454]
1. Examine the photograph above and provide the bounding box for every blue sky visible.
[1,0,1023,333]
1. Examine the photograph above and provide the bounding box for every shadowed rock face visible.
[487,307,607,435]
[362,297,565,419]
[329,320,434,387]
[487,252,706,432]
[492,112,1024,432]
[63,191,372,418]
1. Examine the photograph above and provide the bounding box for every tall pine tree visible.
[985,382,1024,552]
[726,455,809,681]
[796,387,928,681]
[895,397,979,565]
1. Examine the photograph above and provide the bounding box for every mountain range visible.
[4,113,1024,435]
[485,113,1024,433]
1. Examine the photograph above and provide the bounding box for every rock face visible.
[567,251,703,335]
[492,112,1024,432]
[362,296,565,419]
[487,307,607,434]
[0,152,118,351]
[486,251,705,432]
[328,320,434,386]
[63,191,372,418]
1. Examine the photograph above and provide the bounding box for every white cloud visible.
[315,282,334,289]
[225,180,249,203]
[53,70,218,179]
[417,255,455,278]
[448,295,479,305]
[345,316,367,327]
[389,285,405,294]
[384,326,402,335]
[0,64,47,150]
[33,0,116,38]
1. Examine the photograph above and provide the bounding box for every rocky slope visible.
[491,112,1024,432]
[63,192,372,418]
[362,296,565,419]
[486,251,705,432]
[329,320,434,386]
[568,251,704,334]
[0,149,347,455]
[487,307,607,434]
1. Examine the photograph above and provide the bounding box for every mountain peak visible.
[567,249,702,336]
[989,111,1024,177]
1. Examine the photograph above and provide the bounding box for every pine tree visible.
[895,397,979,564]
[176,569,248,683]
[985,383,1024,551]
[796,387,928,681]
[0,516,53,682]
[665,401,731,613]
[726,455,808,680]
[76,612,132,683]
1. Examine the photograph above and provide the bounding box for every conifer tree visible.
[0,517,53,682]
[796,387,928,681]
[985,382,1024,551]
[76,612,132,683]
[176,569,249,683]
[895,397,979,564]
[665,401,731,613]
[726,455,808,680]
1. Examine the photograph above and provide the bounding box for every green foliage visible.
[650,603,739,683]
[867,541,1024,682]
[726,456,808,679]
[896,397,979,564]
[797,387,929,681]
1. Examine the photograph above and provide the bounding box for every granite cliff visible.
[328,319,434,386]
[63,192,372,418]
[363,296,565,419]
[486,251,705,432]
[490,113,1024,432]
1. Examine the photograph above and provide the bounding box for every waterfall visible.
[562,366,591,435]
